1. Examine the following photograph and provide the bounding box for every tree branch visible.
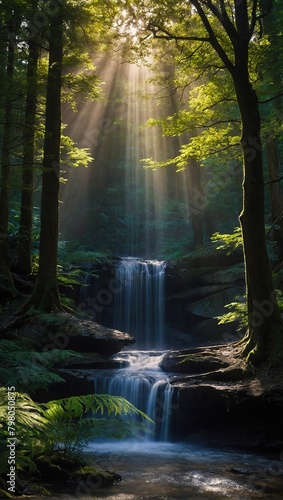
[203,0,239,45]
[190,0,235,75]
[264,175,283,186]
[147,22,210,43]
[249,0,259,41]
[259,92,283,104]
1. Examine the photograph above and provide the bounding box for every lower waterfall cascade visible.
[93,351,174,441]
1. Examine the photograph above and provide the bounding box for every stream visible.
[77,441,283,499]
[71,258,283,499]
[82,350,283,500]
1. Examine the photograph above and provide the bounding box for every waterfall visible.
[85,257,175,442]
[114,258,166,349]
[93,351,174,441]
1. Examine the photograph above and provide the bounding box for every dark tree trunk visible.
[0,11,19,296]
[234,70,283,364]
[209,0,283,365]
[22,2,64,312]
[16,33,40,276]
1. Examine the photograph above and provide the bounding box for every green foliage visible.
[41,394,153,455]
[211,227,243,254]
[0,332,80,392]
[0,309,153,489]
[0,388,47,476]
[62,70,103,111]
[218,288,283,333]
[57,240,106,267]
[60,132,94,183]
[217,298,247,332]
[0,387,152,489]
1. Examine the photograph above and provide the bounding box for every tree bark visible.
[22,2,64,312]
[233,70,283,364]
[16,33,40,276]
[190,0,283,364]
[205,0,283,365]
[0,10,19,296]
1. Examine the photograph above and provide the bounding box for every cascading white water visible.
[89,257,174,442]
[114,258,166,349]
[93,351,174,441]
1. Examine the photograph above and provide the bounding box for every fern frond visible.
[44,394,152,422]
[40,394,153,454]
[0,388,47,429]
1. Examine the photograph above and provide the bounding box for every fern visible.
[0,388,47,475]
[0,338,79,391]
[44,394,151,420]
[41,394,153,454]
[0,388,46,429]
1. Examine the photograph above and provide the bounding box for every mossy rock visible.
[73,465,122,491]
[35,451,84,481]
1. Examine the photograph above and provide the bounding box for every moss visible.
[73,465,122,489]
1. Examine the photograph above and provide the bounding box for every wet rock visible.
[230,467,253,475]
[19,312,135,355]
[55,316,136,355]
[170,364,283,450]
[58,351,126,369]
[160,349,229,374]
[35,369,95,401]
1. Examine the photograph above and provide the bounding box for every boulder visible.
[58,352,127,369]
[35,369,95,402]
[160,349,230,374]
[185,286,243,318]
[18,313,135,356]
[165,347,283,449]
[56,317,135,355]
[172,377,283,449]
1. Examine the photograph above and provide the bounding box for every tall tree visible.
[16,0,40,276]
[22,0,64,312]
[0,7,20,296]
[135,0,283,364]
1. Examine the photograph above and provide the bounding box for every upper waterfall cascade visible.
[114,258,166,349]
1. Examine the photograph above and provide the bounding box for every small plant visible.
[0,387,153,494]
[211,226,242,254]
[0,336,79,392]
[217,297,247,331]
[40,394,153,457]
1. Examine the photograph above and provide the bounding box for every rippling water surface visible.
[65,440,283,500]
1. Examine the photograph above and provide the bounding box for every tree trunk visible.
[0,10,19,296]
[22,2,64,312]
[16,34,40,276]
[234,74,283,364]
